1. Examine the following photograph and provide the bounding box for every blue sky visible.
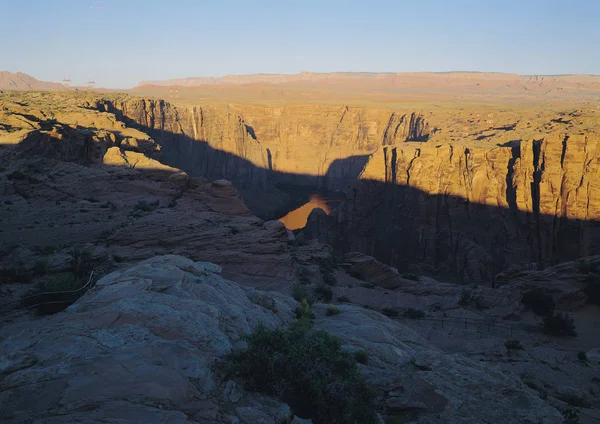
[1,0,598,88]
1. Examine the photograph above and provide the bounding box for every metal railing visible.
[0,271,94,318]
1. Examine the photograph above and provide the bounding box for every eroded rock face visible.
[0,255,562,423]
[92,98,430,217]
[316,134,600,282]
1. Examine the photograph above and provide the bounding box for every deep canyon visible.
[89,90,600,282]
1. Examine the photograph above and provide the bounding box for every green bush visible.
[293,284,309,302]
[71,246,93,278]
[21,273,87,315]
[134,199,159,212]
[401,272,419,281]
[542,312,577,337]
[505,339,524,350]
[354,350,369,364]
[403,308,425,319]
[314,284,333,302]
[295,298,315,321]
[381,308,399,318]
[326,303,340,316]
[578,351,588,362]
[223,324,378,424]
[7,170,27,180]
[522,290,555,316]
[458,288,473,306]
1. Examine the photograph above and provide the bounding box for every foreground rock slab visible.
[0,255,563,423]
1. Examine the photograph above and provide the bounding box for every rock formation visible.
[0,255,564,423]
[0,71,66,91]
[312,131,600,281]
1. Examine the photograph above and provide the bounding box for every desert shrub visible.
[314,284,333,302]
[458,288,473,306]
[337,295,351,303]
[33,259,48,276]
[381,307,399,318]
[293,284,309,302]
[326,303,340,316]
[557,392,591,408]
[579,259,600,274]
[227,225,239,235]
[577,351,588,362]
[522,290,555,316]
[134,199,159,212]
[354,350,369,364]
[505,339,524,350]
[584,273,600,305]
[21,273,87,314]
[403,308,425,319]
[7,170,27,180]
[295,298,315,321]
[223,324,378,424]
[542,312,577,337]
[562,408,580,424]
[71,246,93,278]
[474,296,488,310]
[401,272,419,281]
[0,265,32,283]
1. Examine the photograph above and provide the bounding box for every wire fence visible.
[0,271,94,318]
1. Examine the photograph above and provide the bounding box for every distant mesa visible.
[0,71,68,91]
[136,71,600,90]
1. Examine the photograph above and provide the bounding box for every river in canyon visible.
[277,193,344,230]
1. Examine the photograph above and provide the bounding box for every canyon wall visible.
[93,97,430,216]
[314,134,600,282]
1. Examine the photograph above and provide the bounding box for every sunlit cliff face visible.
[278,194,341,230]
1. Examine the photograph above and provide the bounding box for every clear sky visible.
[1,0,599,88]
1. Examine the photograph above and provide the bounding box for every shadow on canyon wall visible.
[90,101,600,282]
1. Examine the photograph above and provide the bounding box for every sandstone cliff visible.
[312,132,600,281]
[92,96,430,217]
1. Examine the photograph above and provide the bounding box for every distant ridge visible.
[137,71,600,89]
[0,71,67,91]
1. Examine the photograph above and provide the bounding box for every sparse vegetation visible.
[227,225,239,235]
[354,350,369,364]
[134,199,159,212]
[401,272,419,281]
[521,290,555,316]
[314,284,333,302]
[557,392,591,408]
[326,303,340,316]
[292,284,309,302]
[71,246,93,278]
[542,312,577,337]
[505,339,524,350]
[337,295,351,303]
[458,287,473,306]
[295,298,315,321]
[7,170,27,180]
[223,324,378,424]
[577,351,588,362]
[562,408,580,424]
[403,308,425,319]
[381,307,400,318]
[21,272,89,314]
[318,256,338,286]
